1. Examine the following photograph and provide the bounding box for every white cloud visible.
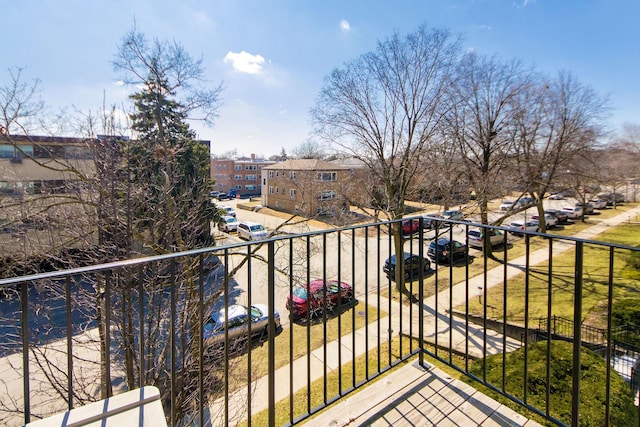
[472,24,492,31]
[224,51,266,74]
[340,19,351,32]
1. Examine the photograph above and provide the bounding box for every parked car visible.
[383,252,431,281]
[531,213,558,228]
[589,197,608,209]
[562,206,583,219]
[209,190,221,198]
[441,210,464,221]
[467,228,505,249]
[215,190,237,200]
[399,218,421,236]
[548,193,564,200]
[595,192,625,205]
[203,304,281,348]
[218,215,239,232]
[544,209,569,224]
[218,206,237,218]
[286,279,354,319]
[421,214,445,230]
[499,200,515,211]
[237,221,268,241]
[427,238,467,263]
[575,202,595,215]
[508,220,539,236]
[499,197,533,211]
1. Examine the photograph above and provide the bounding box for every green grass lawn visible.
[459,220,640,329]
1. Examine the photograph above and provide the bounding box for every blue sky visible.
[2,0,639,157]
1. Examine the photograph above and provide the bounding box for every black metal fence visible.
[0,217,639,426]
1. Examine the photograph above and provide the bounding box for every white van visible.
[237,221,268,241]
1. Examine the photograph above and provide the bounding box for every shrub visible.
[469,340,637,426]
[612,298,640,328]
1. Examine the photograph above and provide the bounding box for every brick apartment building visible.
[261,159,353,216]
[1,135,211,196]
[0,135,99,195]
[211,154,276,198]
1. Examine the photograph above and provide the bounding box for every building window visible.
[276,171,280,177]
[290,171,297,180]
[268,171,274,179]
[318,190,337,200]
[235,185,242,190]
[235,165,242,171]
[235,175,242,180]
[245,165,256,170]
[317,172,337,181]
[290,189,296,198]
[269,186,274,194]
[64,146,91,159]
[245,184,257,190]
[275,187,279,194]
[245,174,257,180]
[0,145,14,158]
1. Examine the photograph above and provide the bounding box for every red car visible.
[286,279,354,318]
[398,218,421,236]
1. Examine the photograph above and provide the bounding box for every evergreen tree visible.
[127,73,214,252]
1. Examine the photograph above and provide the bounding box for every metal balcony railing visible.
[0,217,639,426]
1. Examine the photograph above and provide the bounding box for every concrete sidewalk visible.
[214,206,640,426]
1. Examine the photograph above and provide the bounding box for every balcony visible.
[1,212,639,426]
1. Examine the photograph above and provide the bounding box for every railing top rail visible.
[1,216,637,288]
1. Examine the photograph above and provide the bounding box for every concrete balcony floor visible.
[308,361,542,427]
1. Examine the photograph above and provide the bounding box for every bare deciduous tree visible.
[444,53,534,233]
[510,71,608,231]
[312,25,461,292]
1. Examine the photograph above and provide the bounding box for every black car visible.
[383,252,431,281]
[427,238,467,263]
[544,209,569,224]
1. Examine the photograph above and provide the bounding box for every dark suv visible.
[383,252,431,281]
[427,238,467,264]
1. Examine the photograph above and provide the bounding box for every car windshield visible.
[292,286,307,299]
[468,230,482,238]
[250,305,263,320]
[250,224,264,231]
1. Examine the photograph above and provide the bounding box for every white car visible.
[237,221,268,241]
[508,220,539,236]
[219,206,236,218]
[562,206,583,219]
[590,198,608,209]
[218,215,239,232]
[531,213,558,228]
[499,200,515,211]
[467,228,505,249]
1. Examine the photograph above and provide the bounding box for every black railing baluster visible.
[524,235,531,405]
[546,239,553,417]
[21,278,30,425]
[605,246,614,427]
[376,225,381,372]
[571,241,584,427]
[246,245,253,427]
[289,237,294,425]
[351,228,357,390]
[267,240,275,427]
[65,275,73,410]
[322,233,328,404]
